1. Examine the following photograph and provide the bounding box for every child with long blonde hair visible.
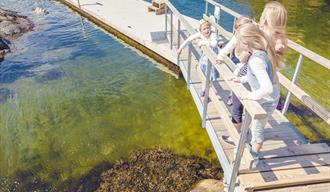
[259,1,288,68]
[178,17,219,97]
[216,1,288,134]
[231,22,280,164]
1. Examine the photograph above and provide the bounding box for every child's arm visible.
[197,32,217,48]
[177,32,200,54]
[245,57,273,100]
[209,32,218,48]
[216,36,237,61]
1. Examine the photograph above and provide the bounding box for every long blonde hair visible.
[234,16,252,31]
[261,1,287,29]
[260,1,288,63]
[236,22,279,82]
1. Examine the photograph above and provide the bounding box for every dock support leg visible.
[170,11,173,49]
[165,6,167,37]
[228,111,251,192]
[77,0,81,8]
[187,43,192,90]
[282,54,304,114]
[205,1,208,16]
[177,20,181,49]
[202,60,212,128]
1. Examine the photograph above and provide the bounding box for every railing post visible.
[165,5,167,36]
[77,0,81,8]
[202,60,212,128]
[228,110,251,192]
[232,17,237,34]
[177,20,181,49]
[170,11,173,49]
[187,43,192,90]
[282,54,304,114]
[205,1,208,16]
[214,5,221,36]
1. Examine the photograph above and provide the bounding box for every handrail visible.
[164,0,267,120]
[205,0,330,69]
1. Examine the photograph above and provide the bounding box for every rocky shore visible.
[0,8,34,60]
[1,148,223,192]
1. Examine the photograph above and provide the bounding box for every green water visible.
[0,0,329,189]
[0,0,215,188]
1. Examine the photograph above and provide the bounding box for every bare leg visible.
[252,142,263,153]
[233,123,242,133]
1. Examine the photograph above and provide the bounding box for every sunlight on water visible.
[0,0,215,188]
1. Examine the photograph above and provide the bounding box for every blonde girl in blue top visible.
[230,22,281,163]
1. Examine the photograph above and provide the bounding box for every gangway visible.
[164,0,330,191]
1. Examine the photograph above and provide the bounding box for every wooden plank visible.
[239,153,330,174]
[278,73,330,125]
[259,182,330,192]
[288,40,330,69]
[259,143,330,159]
[239,165,330,191]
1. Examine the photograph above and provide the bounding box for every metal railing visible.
[164,1,269,191]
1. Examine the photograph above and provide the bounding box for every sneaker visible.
[276,100,284,110]
[200,90,205,97]
[227,96,233,106]
[247,144,260,168]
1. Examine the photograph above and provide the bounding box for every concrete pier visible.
[59,0,198,75]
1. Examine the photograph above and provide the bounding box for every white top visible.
[178,31,218,51]
[216,36,237,60]
[240,55,279,102]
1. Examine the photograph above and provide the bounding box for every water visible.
[0,0,215,189]
[0,0,329,190]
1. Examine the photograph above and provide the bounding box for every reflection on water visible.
[0,0,215,189]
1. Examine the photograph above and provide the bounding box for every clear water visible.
[0,0,214,188]
[0,0,329,189]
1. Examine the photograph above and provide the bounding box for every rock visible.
[190,179,224,192]
[96,148,222,192]
[0,23,21,36]
[0,10,34,38]
[33,7,49,15]
[0,9,34,60]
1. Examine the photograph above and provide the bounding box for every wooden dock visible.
[59,0,330,191]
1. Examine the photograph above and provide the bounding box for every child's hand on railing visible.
[227,76,240,83]
[216,59,224,65]
[238,95,248,100]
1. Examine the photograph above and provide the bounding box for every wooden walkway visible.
[59,0,330,191]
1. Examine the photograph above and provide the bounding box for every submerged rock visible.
[33,7,49,15]
[190,179,224,192]
[0,8,34,59]
[96,148,222,192]
[1,148,222,192]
